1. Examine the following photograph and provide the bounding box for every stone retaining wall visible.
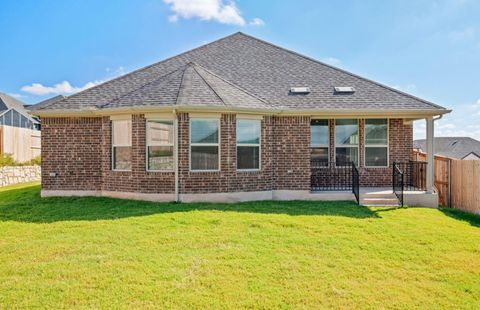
[0,166,41,187]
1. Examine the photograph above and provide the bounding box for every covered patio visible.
[309,115,438,208]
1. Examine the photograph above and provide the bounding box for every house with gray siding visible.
[0,93,41,162]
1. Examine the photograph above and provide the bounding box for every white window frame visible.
[334,118,359,167]
[189,118,221,172]
[146,119,175,172]
[111,119,132,172]
[236,119,261,171]
[364,118,389,168]
[310,119,330,168]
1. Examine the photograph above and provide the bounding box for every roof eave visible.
[31,106,451,118]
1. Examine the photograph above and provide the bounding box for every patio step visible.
[360,197,400,207]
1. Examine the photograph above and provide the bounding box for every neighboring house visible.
[0,93,41,162]
[414,137,480,160]
[31,32,450,206]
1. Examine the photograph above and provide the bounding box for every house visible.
[0,93,41,162]
[31,32,450,207]
[414,137,480,160]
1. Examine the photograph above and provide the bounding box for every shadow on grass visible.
[0,184,380,223]
[439,207,480,227]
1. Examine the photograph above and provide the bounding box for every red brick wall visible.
[178,113,275,193]
[100,115,175,194]
[273,116,311,190]
[41,117,102,190]
[359,118,413,186]
[42,115,175,193]
[41,115,412,194]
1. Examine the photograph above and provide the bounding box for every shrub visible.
[0,154,16,167]
[0,154,41,166]
[29,156,41,166]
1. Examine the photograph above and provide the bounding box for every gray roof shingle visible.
[98,63,269,110]
[32,32,448,113]
[414,137,480,159]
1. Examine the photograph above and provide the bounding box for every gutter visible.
[174,108,180,202]
[32,105,452,119]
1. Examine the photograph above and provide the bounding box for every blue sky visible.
[1,0,479,139]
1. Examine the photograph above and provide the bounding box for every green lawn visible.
[0,183,479,309]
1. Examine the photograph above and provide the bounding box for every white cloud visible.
[249,17,265,26]
[7,93,25,99]
[21,80,103,96]
[392,84,417,93]
[449,26,476,41]
[321,57,342,67]
[168,14,179,22]
[473,99,480,114]
[163,0,246,26]
[414,98,480,141]
[105,66,127,76]
[21,66,128,96]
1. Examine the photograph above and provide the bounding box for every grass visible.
[0,183,479,309]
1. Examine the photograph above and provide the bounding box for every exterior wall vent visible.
[334,86,355,94]
[289,87,311,94]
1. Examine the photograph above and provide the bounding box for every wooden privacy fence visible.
[0,125,41,162]
[450,160,480,215]
[413,150,480,214]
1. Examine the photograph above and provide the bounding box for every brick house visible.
[31,33,449,206]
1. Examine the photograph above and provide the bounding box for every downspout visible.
[272,109,284,195]
[174,109,180,202]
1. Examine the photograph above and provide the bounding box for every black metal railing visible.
[352,162,360,204]
[394,161,427,191]
[310,161,353,191]
[393,163,404,207]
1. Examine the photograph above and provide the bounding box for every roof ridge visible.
[58,33,243,104]
[174,64,189,106]
[237,32,446,110]
[463,151,480,159]
[192,62,271,106]
[99,65,188,109]
[189,63,226,106]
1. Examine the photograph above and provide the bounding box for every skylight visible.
[334,86,355,94]
[290,87,311,94]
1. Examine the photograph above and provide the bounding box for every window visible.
[190,119,219,171]
[335,119,358,166]
[310,119,329,166]
[237,119,261,170]
[21,115,29,128]
[12,110,20,127]
[365,119,388,167]
[112,119,132,170]
[4,110,12,126]
[147,120,174,171]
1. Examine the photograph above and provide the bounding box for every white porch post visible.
[426,116,434,193]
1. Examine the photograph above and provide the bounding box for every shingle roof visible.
[98,63,269,110]
[32,32,448,113]
[0,92,38,123]
[414,137,480,159]
[28,95,65,111]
